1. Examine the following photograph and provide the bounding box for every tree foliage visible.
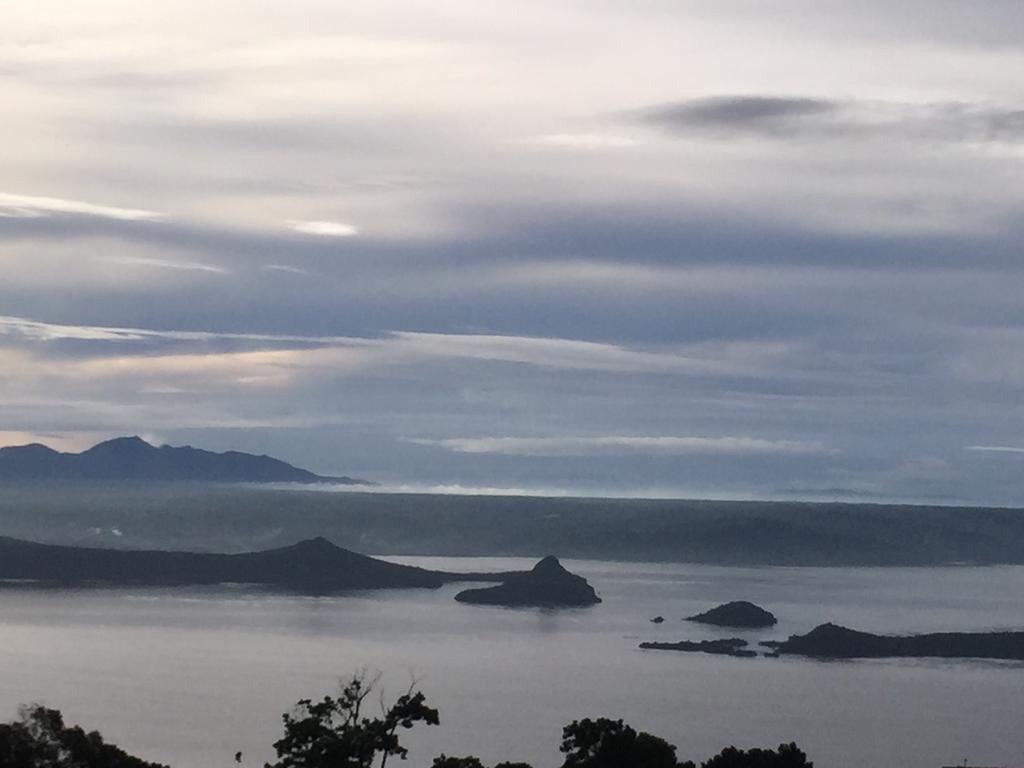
[432,757,486,768]
[559,717,693,768]
[431,758,535,768]
[0,676,813,768]
[0,705,167,768]
[266,674,440,768]
[701,742,811,768]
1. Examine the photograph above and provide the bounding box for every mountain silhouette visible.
[454,555,601,607]
[769,622,1024,661]
[686,600,777,628]
[0,436,366,484]
[0,535,496,592]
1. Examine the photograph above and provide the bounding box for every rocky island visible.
[766,622,1024,661]
[687,600,777,628]
[639,638,757,658]
[454,556,601,607]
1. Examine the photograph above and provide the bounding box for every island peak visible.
[687,600,777,628]
[455,556,600,608]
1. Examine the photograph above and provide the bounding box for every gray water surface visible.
[1,559,1022,768]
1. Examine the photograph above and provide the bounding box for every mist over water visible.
[1,559,1022,768]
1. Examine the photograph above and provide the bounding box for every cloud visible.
[4,2,1024,503]
[261,264,310,276]
[407,435,835,457]
[0,313,791,378]
[0,430,104,452]
[965,445,1024,455]
[287,220,359,237]
[639,96,838,135]
[314,481,572,498]
[528,133,639,150]
[635,95,1024,145]
[0,315,360,345]
[0,192,163,222]
[97,256,229,274]
[388,331,786,377]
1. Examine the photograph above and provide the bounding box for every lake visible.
[1,558,1022,768]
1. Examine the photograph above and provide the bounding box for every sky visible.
[2,1,1024,503]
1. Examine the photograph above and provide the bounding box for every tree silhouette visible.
[266,674,440,768]
[701,742,812,768]
[0,705,168,768]
[432,757,486,768]
[432,758,534,768]
[559,718,694,768]
[0,679,814,768]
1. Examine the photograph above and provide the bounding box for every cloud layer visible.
[408,436,835,457]
[2,1,1024,503]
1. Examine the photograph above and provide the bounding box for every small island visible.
[686,600,777,628]
[454,556,601,607]
[639,638,757,658]
[767,622,1024,661]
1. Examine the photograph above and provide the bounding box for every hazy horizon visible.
[3,433,1024,507]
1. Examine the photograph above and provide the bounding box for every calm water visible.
[1,558,1023,768]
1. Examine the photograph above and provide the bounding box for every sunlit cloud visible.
[408,435,836,457]
[97,256,229,274]
[0,315,361,345]
[287,220,359,237]
[389,331,779,376]
[0,315,792,378]
[529,133,639,150]
[0,430,105,452]
[965,445,1024,455]
[0,192,163,222]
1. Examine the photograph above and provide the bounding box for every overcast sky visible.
[3,1,1024,503]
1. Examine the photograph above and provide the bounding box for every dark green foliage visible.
[266,674,439,768]
[559,718,692,768]
[0,705,167,768]
[701,742,812,768]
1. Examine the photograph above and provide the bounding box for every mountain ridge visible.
[0,436,367,485]
[0,535,505,592]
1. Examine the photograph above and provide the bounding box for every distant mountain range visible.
[0,436,367,485]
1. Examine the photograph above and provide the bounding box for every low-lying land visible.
[766,623,1024,661]
[2,482,1023,565]
[642,622,1024,662]
[639,638,757,658]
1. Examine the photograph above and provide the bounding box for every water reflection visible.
[0,560,1022,768]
